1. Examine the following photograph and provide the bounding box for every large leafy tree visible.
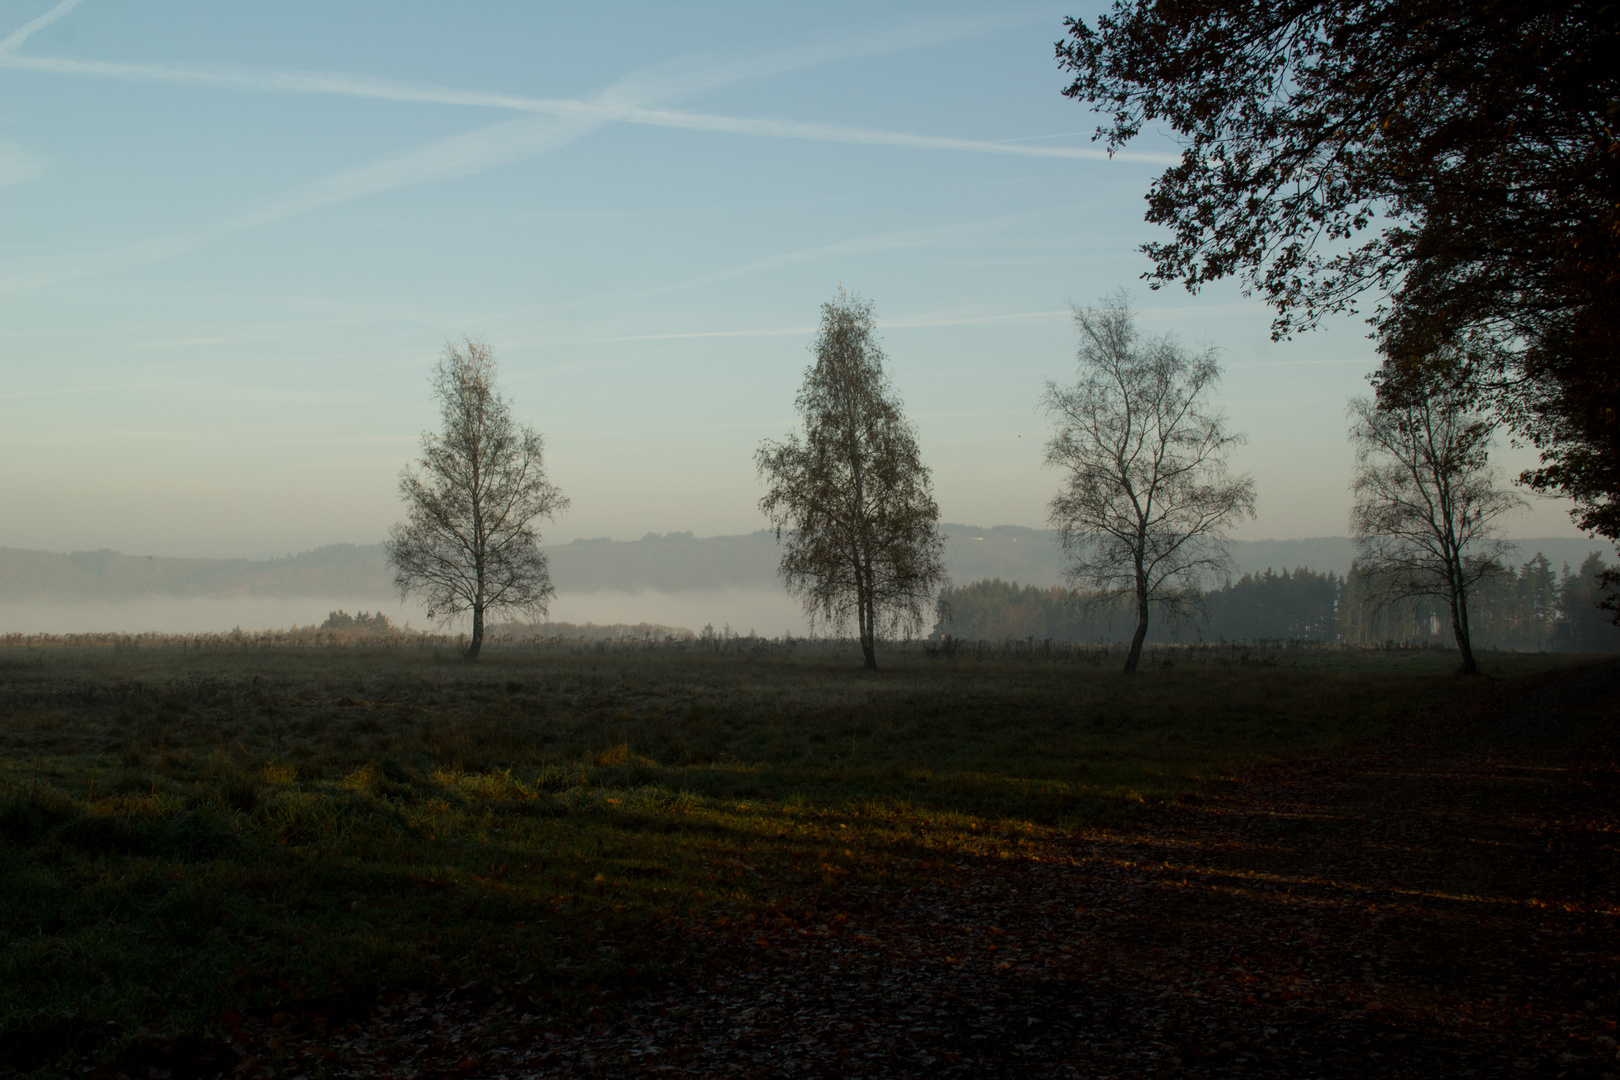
[757,292,947,669]
[1057,0,1620,549]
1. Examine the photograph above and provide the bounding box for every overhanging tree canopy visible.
[1057,0,1620,543]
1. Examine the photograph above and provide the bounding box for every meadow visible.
[0,637,1580,1069]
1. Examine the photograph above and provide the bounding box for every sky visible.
[0,0,1587,560]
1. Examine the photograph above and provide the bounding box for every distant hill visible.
[943,525,1065,586]
[1,530,1610,601]
[554,531,781,591]
[0,544,393,602]
[939,530,1613,586]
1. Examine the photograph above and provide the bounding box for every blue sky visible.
[0,0,1581,558]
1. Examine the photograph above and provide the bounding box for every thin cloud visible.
[995,130,1103,144]
[0,10,1034,102]
[235,113,598,229]
[475,210,1070,333]
[667,232,934,295]
[658,209,1067,307]
[886,309,1069,329]
[0,232,206,290]
[0,0,84,56]
[488,231,939,328]
[0,140,46,187]
[522,307,1076,353]
[559,309,1074,347]
[3,54,1175,164]
[0,54,555,109]
[0,12,1163,290]
[609,107,1175,164]
[561,326,819,346]
[569,12,1044,104]
[0,381,149,401]
[516,299,1328,364]
[1,18,1176,167]
[0,88,632,289]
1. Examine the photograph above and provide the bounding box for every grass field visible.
[0,638,1581,1069]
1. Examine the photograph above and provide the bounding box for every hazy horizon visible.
[4,524,1604,566]
[4,528,1612,636]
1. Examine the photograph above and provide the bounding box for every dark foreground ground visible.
[128,658,1617,1079]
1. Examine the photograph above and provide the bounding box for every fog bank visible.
[0,590,811,638]
[0,597,430,636]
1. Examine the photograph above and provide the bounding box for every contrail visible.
[0,111,611,291]
[0,56,1178,165]
[606,106,1172,164]
[233,113,599,230]
[0,60,689,290]
[0,54,551,109]
[0,0,85,56]
[0,10,1170,290]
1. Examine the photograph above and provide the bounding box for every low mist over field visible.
[2,528,1610,637]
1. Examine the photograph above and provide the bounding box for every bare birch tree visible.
[1042,293,1256,674]
[1349,382,1523,674]
[388,339,568,661]
[756,292,946,669]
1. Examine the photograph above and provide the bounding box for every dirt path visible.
[236,660,1620,1078]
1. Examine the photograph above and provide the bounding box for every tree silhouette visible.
[388,339,568,661]
[1042,294,1255,673]
[1348,382,1523,673]
[757,293,946,669]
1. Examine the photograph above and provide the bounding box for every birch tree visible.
[757,292,946,669]
[387,339,568,661]
[1349,383,1523,673]
[1043,294,1255,673]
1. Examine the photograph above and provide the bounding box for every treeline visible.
[487,620,695,642]
[934,551,1620,652]
[320,609,394,633]
[0,620,696,651]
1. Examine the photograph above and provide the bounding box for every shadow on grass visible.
[0,643,1580,1069]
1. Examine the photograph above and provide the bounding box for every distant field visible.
[0,640,1582,1069]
